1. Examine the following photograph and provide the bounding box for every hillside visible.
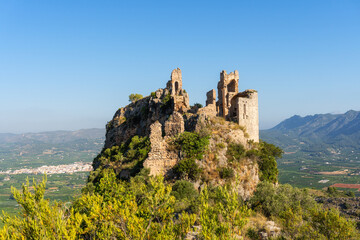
[262,110,360,148]
[261,111,360,190]
[88,68,268,199]
[0,128,105,171]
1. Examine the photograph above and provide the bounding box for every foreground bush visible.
[250,182,359,239]
[0,171,249,240]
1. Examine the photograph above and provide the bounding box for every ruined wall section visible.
[235,90,259,142]
[167,68,182,95]
[143,121,180,176]
[217,70,239,118]
[105,68,191,149]
[206,89,216,106]
[166,68,189,113]
[201,70,259,143]
[198,89,217,116]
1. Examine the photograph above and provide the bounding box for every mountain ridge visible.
[261,110,360,158]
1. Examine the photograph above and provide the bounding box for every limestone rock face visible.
[98,68,260,199]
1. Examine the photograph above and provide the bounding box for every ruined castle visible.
[169,68,259,142]
[104,68,258,172]
[99,68,260,197]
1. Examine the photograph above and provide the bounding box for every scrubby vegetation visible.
[172,131,210,160]
[0,172,251,239]
[1,129,359,239]
[3,171,358,239]
[86,136,150,192]
[128,93,143,103]
[171,131,210,181]
[249,182,359,239]
[226,141,282,183]
[173,158,202,181]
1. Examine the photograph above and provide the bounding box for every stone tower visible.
[167,68,182,96]
[231,90,259,142]
[165,68,189,113]
[203,70,259,142]
[217,70,239,118]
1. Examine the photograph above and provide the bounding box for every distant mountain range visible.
[261,110,360,156]
[0,128,105,171]
[0,128,105,144]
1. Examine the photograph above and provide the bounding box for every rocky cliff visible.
[90,68,261,199]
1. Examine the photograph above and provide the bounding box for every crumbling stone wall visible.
[100,67,260,199]
[166,68,190,113]
[217,70,239,117]
[167,68,182,95]
[206,89,216,106]
[143,121,179,176]
[201,69,259,142]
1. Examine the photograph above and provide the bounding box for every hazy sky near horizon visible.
[1,0,360,133]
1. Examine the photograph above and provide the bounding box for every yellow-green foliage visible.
[128,93,143,103]
[171,131,210,181]
[226,141,282,183]
[199,185,249,239]
[0,173,197,239]
[0,172,253,240]
[172,131,210,160]
[250,182,360,240]
[0,177,83,240]
[88,136,150,189]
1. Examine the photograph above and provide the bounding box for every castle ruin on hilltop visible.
[168,68,259,142]
[104,68,259,178]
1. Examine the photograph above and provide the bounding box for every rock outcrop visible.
[96,68,260,199]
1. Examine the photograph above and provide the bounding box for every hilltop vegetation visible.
[1,125,359,239]
[1,169,359,239]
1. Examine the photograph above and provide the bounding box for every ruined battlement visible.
[203,70,259,142]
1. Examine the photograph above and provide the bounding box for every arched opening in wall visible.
[175,81,179,93]
[227,80,237,92]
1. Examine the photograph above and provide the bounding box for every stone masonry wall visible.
[143,121,179,176]
[236,90,259,142]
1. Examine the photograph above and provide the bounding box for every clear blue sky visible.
[1,0,359,133]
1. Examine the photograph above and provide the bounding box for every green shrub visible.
[345,191,356,198]
[87,135,150,188]
[171,180,200,213]
[128,93,143,103]
[226,143,246,162]
[249,182,360,239]
[247,141,282,183]
[173,132,210,160]
[172,180,198,200]
[173,158,202,181]
[327,186,338,196]
[250,181,316,218]
[194,103,203,108]
[246,228,260,240]
[215,142,226,150]
[219,167,235,180]
[199,185,249,239]
[161,93,172,110]
[310,207,359,239]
